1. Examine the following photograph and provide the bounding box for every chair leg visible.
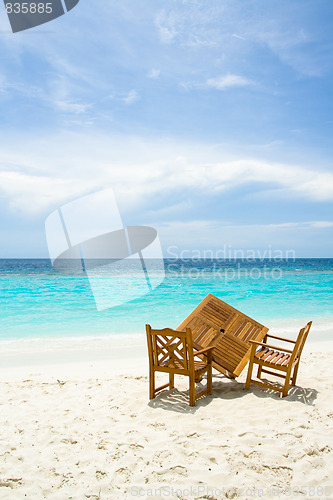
[257,365,263,378]
[169,373,174,390]
[189,373,195,406]
[245,349,255,390]
[282,370,292,397]
[149,368,155,399]
[207,364,212,395]
[291,361,299,386]
[282,379,290,397]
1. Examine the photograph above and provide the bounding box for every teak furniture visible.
[245,321,312,397]
[177,294,269,379]
[146,325,216,406]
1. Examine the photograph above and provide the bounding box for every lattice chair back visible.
[150,327,193,373]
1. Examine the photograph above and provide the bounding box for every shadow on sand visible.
[148,373,318,413]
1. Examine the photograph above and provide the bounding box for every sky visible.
[0,0,332,258]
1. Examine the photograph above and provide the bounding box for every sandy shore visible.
[0,336,332,500]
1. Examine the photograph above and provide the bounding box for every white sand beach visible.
[0,335,332,500]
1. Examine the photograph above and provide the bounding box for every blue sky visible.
[0,0,332,258]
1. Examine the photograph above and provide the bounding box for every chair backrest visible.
[292,321,312,361]
[146,325,194,373]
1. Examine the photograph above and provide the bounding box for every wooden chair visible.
[245,321,312,397]
[177,294,269,379]
[146,324,215,406]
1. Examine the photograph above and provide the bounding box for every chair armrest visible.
[266,333,296,343]
[195,346,215,356]
[249,340,293,354]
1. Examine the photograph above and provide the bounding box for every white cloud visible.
[182,74,256,92]
[152,2,331,78]
[310,221,333,228]
[293,174,333,201]
[0,132,332,219]
[237,221,333,229]
[206,74,255,90]
[154,10,178,44]
[154,5,223,47]
[0,78,42,98]
[148,69,161,79]
[121,90,139,105]
[54,100,92,114]
[0,169,98,215]
[158,219,333,237]
[253,27,325,77]
[232,33,246,40]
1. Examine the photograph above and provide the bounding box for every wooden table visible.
[177,293,269,378]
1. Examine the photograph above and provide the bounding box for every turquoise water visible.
[0,259,332,341]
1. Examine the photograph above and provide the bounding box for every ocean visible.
[0,258,332,343]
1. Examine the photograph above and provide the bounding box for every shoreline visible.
[0,330,332,382]
[1,312,332,344]
[0,334,148,380]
